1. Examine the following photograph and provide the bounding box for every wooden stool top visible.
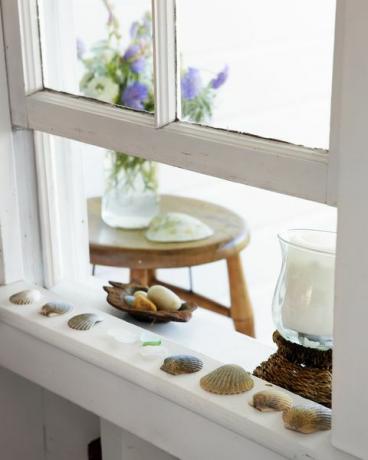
[88,195,249,269]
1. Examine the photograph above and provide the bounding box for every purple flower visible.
[122,82,148,110]
[123,44,140,61]
[130,21,140,39]
[181,67,202,101]
[210,65,229,89]
[130,57,146,73]
[76,38,86,60]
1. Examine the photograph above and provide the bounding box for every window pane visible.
[177,0,335,149]
[38,0,154,112]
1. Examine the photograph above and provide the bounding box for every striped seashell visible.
[9,289,42,305]
[200,364,254,395]
[249,390,293,412]
[67,313,103,331]
[282,404,332,434]
[160,355,203,375]
[40,301,73,317]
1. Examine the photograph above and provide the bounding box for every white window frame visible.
[3,0,336,205]
[1,0,368,459]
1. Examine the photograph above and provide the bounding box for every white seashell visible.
[147,285,181,312]
[145,212,213,243]
[68,313,103,331]
[40,301,73,317]
[9,289,42,305]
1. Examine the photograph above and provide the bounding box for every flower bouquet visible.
[79,0,228,229]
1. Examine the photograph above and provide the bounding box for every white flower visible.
[84,76,119,103]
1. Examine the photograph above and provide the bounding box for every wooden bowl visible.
[103,281,197,323]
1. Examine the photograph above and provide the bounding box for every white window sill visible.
[0,279,355,460]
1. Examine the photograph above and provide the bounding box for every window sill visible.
[0,280,355,460]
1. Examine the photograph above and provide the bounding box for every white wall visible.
[0,366,100,460]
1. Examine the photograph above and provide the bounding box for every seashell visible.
[200,364,254,395]
[161,355,203,375]
[145,212,214,243]
[40,301,73,317]
[133,295,157,312]
[67,313,103,331]
[249,390,293,412]
[147,285,181,312]
[282,404,332,434]
[134,290,147,298]
[9,289,42,305]
[124,295,135,306]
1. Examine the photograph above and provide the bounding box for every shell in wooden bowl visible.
[200,364,254,395]
[103,282,197,323]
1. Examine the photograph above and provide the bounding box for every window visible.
[1,1,368,458]
[5,0,336,204]
[177,0,335,149]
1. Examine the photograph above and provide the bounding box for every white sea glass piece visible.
[145,212,213,243]
[139,345,168,360]
[108,328,139,344]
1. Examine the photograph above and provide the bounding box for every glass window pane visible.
[38,0,154,112]
[177,0,336,149]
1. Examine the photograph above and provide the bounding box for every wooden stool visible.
[88,195,255,337]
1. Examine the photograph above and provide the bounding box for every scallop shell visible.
[9,289,42,305]
[200,364,254,395]
[249,390,293,412]
[67,313,103,331]
[145,212,214,243]
[282,404,332,434]
[160,355,203,375]
[40,301,73,317]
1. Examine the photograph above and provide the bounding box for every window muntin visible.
[177,0,336,149]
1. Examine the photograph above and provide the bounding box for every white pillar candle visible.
[279,230,336,338]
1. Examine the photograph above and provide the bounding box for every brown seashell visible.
[40,301,73,317]
[249,390,293,412]
[67,313,103,331]
[282,404,331,434]
[9,289,42,305]
[133,295,157,312]
[160,355,203,375]
[200,364,254,395]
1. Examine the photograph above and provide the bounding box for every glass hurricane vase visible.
[102,151,159,229]
[272,229,336,350]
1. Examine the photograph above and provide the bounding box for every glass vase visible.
[102,151,159,229]
[272,229,336,350]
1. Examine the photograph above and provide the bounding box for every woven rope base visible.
[253,331,332,408]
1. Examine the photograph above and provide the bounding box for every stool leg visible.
[130,269,149,285]
[130,269,156,286]
[226,253,255,337]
